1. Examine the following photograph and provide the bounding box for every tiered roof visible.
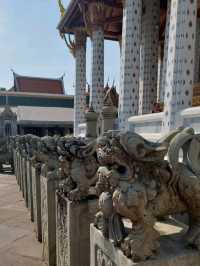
[13,72,65,95]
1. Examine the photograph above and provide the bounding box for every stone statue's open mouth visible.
[117,165,127,175]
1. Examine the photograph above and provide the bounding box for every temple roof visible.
[57,0,123,41]
[57,0,169,41]
[13,72,65,95]
[104,85,119,107]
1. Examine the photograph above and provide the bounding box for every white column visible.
[194,17,200,83]
[160,0,171,104]
[157,43,164,102]
[162,0,197,132]
[74,30,87,136]
[87,2,105,114]
[139,0,160,115]
[90,28,104,113]
[118,0,142,130]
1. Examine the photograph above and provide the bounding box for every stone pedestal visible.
[102,105,117,133]
[85,107,98,138]
[90,223,200,266]
[56,192,97,266]
[22,157,28,208]
[40,175,58,266]
[27,159,34,222]
[32,164,42,242]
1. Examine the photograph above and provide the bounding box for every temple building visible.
[0,72,74,136]
[57,0,200,138]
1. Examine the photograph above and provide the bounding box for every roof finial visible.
[57,0,66,17]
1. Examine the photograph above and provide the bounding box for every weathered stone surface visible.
[56,192,68,266]
[94,128,200,261]
[56,193,97,266]
[27,159,34,222]
[22,157,28,208]
[13,149,17,181]
[41,175,57,266]
[32,165,42,242]
[90,224,200,266]
[13,150,18,183]
[19,155,23,192]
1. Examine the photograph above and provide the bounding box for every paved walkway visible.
[0,172,45,266]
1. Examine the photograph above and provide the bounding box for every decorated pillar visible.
[157,43,164,102]
[87,2,106,113]
[160,0,171,104]
[118,0,142,130]
[194,17,200,83]
[74,30,87,136]
[139,0,160,115]
[162,0,197,132]
[63,29,87,136]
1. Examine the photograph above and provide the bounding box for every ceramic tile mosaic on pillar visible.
[90,28,104,113]
[139,0,160,115]
[194,17,200,83]
[157,44,164,102]
[74,30,87,136]
[162,0,197,132]
[118,0,142,130]
[160,0,171,103]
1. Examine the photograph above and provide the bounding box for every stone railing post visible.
[55,137,98,266]
[32,162,42,242]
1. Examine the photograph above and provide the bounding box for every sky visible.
[0,0,120,95]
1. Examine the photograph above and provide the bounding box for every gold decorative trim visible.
[57,0,66,17]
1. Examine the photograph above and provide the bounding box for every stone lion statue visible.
[57,136,99,201]
[94,128,200,261]
[37,136,60,179]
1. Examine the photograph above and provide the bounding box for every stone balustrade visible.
[12,128,200,266]
[12,134,99,266]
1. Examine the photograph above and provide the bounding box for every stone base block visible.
[41,175,57,266]
[90,223,200,266]
[56,192,98,266]
[32,165,42,242]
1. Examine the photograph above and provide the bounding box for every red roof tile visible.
[14,74,64,95]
